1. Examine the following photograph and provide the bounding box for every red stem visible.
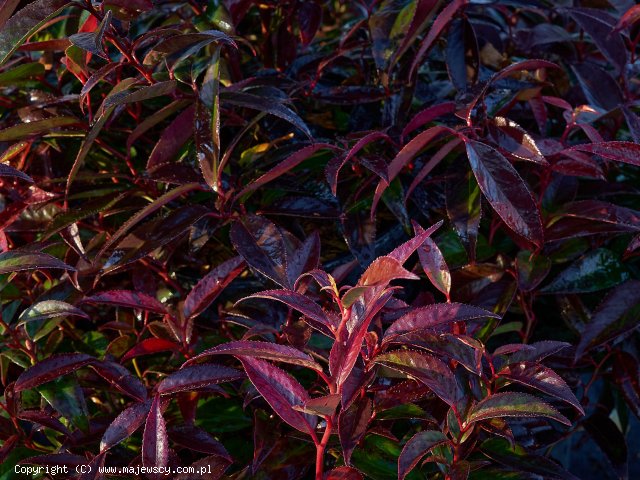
[315,416,333,480]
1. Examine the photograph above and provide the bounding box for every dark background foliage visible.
[1,0,640,479]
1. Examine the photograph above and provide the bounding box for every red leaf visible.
[17,410,70,435]
[293,393,341,417]
[238,356,317,435]
[121,338,180,362]
[569,141,640,167]
[373,350,459,406]
[465,392,570,426]
[398,430,449,480]
[142,396,168,470]
[338,397,373,465]
[156,364,243,395]
[82,290,168,314]
[387,220,443,264]
[498,363,583,414]
[100,400,152,452]
[465,139,543,247]
[324,467,363,480]
[384,303,498,342]
[14,354,94,391]
[413,221,450,299]
[183,256,245,319]
[401,102,456,141]
[186,340,322,371]
[358,256,419,287]
[286,231,321,289]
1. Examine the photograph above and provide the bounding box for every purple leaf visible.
[0,163,33,182]
[230,216,290,288]
[373,350,459,406]
[413,222,450,300]
[516,250,551,292]
[237,290,336,337]
[0,251,75,275]
[583,410,628,479]
[384,303,498,342]
[446,170,481,261]
[14,353,94,391]
[81,290,168,314]
[298,1,322,45]
[186,340,322,371]
[569,8,627,72]
[146,105,195,170]
[17,410,70,435]
[286,231,321,288]
[175,455,231,480]
[465,392,571,427]
[446,18,478,91]
[90,360,147,401]
[324,467,363,480]
[293,393,341,417]
[142,396,168,470]
[168,424,231,459]
[497,363,583,414]
[183,257,245,319]
[487,117,547,165]
[157,364,244,395]
[398,430,449,480]
[358,256,419,287]
[339,396,373,465]
[465,139,543,247]
[569,141,640,167]
[401,102,455,141]
[238,356,317,435]
[575,280,640,358]
[100,400,152,452]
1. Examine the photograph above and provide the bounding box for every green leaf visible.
[37,376,89,432]
[0,117,79,141]
[0,0,71,66]
[0,62,44,85]
[18,300,88,324]
[465,392,570,427]
[540,248,629,294]
[0,251,75,275]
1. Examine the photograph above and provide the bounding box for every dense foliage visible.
[1,0,640,479]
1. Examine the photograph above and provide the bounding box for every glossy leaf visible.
[183,257,245,319]
[465,392,571,427]
[398,430,449,480]
[18,300,88,323]
[465,140,543,247]
[14,353,93,391]
[570,141,640,167]
[238,356,317,435]
[0,163,33,182]
[142,396,168,469]
[339,396,373,465]
[100,400,152,451]
[121,338,180,362]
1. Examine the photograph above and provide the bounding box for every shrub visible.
[1,1,639,479]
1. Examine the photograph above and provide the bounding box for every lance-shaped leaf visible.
[359,256,419,287]
[0,163,33,182]
[104,80,177,108]
[465,392,570,427]
[286,231,321,288]
[339,396,373,465]
[81,290,168,314]
[121,338,180,362]
[90,360,147,401]
[37,376,89,432]
[374,350,459,406]
[540,248,629,294]
[18,410,70,435]
[144,30,236,68]
[293,394,341,417]
[97,183,202,257]
[575,280,640,358]
[325,467,363,480]
[237,290,336,336]
[169,424,231,460]
[237,143,338,197]
[384,303,498,342]
[69,10,111,57]
[230,216,290,287]
[497,363,583,414]
[183,257,245,319]
[186,340,322,371]
[464,140,543,247]
[569,141,640,167]
[446,170,481,261]
[398,430,449,480]
[157,364,244,395]
[413,221,450,300]
[509,341,571,364]
[100,400,152,451]
[18,300,88,324]
[15,353,94,391]
[238,357,317,435]
[583,410,628,480]
[146,105,196,169]
[221,91,311,138]
[0,0,70,66]
[516,250,551,292]
[401,102,456,140]
[142,396,168,469]
[387,220,443,264]
[0,251,75,275]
